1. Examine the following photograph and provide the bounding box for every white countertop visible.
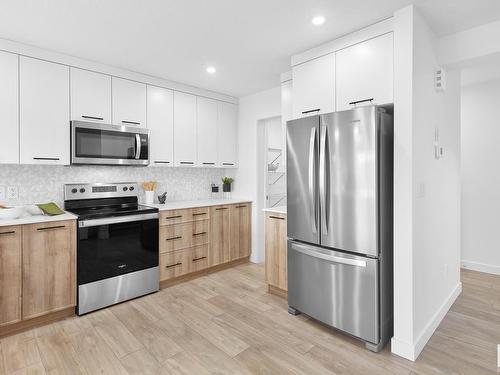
[0,212,78,227]
[263,206,287,214]
[143,198,252,211]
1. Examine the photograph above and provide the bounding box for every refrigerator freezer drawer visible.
[288,241,379,344]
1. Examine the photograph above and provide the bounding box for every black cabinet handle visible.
[236,205,247,208]
[165,262,182,268]
[33,157,60,161]
[81,115,104,121]
[166,236,182,241]
[222,163,234,166]
[202,162,215,165]
[216,207,228,211]
[37,225,66,231]
[269,216,285,220]
[122,120,141,125]
[0,231,15,236]
[349,98,374,106]
[302,108,320,115]
[192,232,206,237]
[192,256,207,262]
[165,215,182,219]
[180,161,194,165]
[154,161,171,164]
[192,212,206,216]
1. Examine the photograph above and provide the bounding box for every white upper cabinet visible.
[197,97,218,167]
[19,57,70,165]
[70,68,111,123]
[336,33,394,111]
[292,53,335,119]
[173,92,197,166]
[217,102,237,168]
[0,51,19,164]
[147,85,174,166]
[112,77,147,127]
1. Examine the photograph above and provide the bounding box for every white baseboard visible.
[461,260,500,275]
[391,282,462,361]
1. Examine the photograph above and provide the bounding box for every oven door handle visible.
[79,213,159,228]
[135,134,142,160]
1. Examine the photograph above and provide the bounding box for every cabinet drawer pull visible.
[192,232,206,237]
[269,216,285,220]
[349,98,374,106]
[215,207,228,211]
[202,162,215,165]
[192,212,206,216]
[165,215,182,219]
[0,231,15,236]
[154,161,171,164]
[180,161,194,165]
[302,108,320,115]
[192,256,207,262]
[236,205,247,208]
[33,157,60,161]
[81,115,104,121]
[222,163,234,166]
[37,225,66,231]
[122,120,141,125]
[166,236,182,241]
[165,262,182,268]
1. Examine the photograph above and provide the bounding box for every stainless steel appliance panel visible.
[320,107,378,256]
[78,266,159,315]
[286,116,320,245]
[288,240,379,344]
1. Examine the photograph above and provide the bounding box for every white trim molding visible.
[391,282,462,361]
[461,260,500,276]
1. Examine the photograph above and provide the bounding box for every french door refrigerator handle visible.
[308,127,318,234]
[319,124,328,235]
[291,242,367,267]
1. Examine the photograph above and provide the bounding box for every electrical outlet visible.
[0,186,5,201]
[7,186,18,200]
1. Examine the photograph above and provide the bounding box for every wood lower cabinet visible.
[0,226,22,326]
[265,213,288,293]
[209,205,231,266]
[230,204,251,260]
[22,220,76,320]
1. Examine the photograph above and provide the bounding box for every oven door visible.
[71,121,149,165]
[77,213,159,285]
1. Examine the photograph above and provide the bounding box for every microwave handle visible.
[135,134,141,159]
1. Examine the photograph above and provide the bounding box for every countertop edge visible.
[262,206,287,215]
[0,212,78,227]
[142,198,253,211]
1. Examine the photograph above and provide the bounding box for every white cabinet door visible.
[336,33,394,111]
[112,77,147,127]
[0,51,19,164]
[197,97,218,167]
[70,68,111,123]
[217,102,237,168]
[292,53,335,119]
[173,92,197,166]
[147,85,174,166]
[19,57,69,165]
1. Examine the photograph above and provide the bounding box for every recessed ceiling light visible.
[312,16,325,26]
[206,66,216,74]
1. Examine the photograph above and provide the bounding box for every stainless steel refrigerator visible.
[286,105,393,352]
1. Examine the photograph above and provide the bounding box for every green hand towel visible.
[37,202,64,216]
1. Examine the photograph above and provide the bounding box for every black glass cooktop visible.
[65,197,158,220]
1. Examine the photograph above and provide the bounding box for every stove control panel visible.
[64,182,139,201]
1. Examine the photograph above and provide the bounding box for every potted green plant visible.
[221,177,234,193]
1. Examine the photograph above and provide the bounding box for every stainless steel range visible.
[64,182,159,315]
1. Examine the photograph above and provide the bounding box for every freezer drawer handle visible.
[349,98,374,106]
[291,243,367,267]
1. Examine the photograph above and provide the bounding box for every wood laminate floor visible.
[0,264,499,374]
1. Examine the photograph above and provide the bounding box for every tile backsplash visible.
[0,165,226,206]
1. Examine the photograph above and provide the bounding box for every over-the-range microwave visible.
[71,121,149,166]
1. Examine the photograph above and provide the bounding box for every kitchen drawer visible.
[160,220,209,253]
[191,207,209,221]
[160,251,190,281]
[159,209,192,226]
[190,244,209,272]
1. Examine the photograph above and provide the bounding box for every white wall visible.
[461,79,500,275]
[392,5,462,361]
[231,86,281,263]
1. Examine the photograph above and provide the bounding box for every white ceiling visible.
[0,0,499,97]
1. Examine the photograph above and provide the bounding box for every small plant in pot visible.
[221,177,234,193]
